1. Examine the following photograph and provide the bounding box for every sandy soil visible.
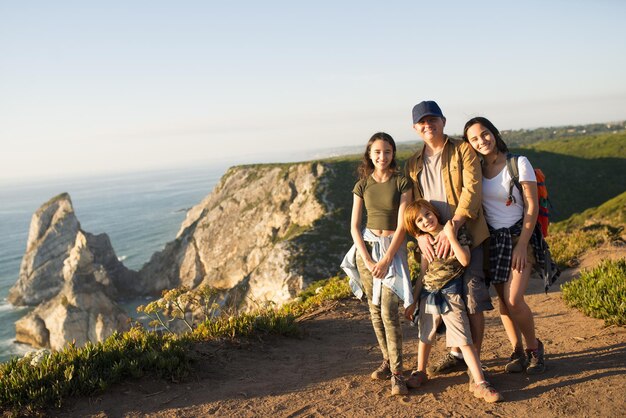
[54,248,626,418]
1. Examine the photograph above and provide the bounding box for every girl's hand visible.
[372,257,391,278]
[417,234,436,263]
[404,302,417,321]
[511,241,528,273]
[364,258,376,273]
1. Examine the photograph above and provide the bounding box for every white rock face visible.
[140,162,329,310]
[10,193,135,349]
[8,193,79,306]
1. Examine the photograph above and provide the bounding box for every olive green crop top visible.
[353,173,412,231]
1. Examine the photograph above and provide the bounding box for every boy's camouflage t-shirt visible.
[422,226,472,291]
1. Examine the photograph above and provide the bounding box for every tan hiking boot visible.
[371,360,392,380]
[390,374,408,396]
[526,339,546,375]
[406,370,428,388]
[427,352,466,376]
[505,347,528,373]
[472,381,504,403]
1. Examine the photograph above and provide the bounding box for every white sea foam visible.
[118,255,128,262]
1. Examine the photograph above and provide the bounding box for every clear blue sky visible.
[1,0,625,181]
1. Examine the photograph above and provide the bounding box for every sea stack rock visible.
[9,193,136,349]
[139,162,330,309]
[8,193,79,305]
[14,246,131,349]
[8,193,141,306]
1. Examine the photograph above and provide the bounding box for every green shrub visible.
[0,327,190,413]
[0,278,353,414]
[561,258,626,326]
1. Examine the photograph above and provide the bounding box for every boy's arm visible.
[405,257,426,321]
[443,222,471,267]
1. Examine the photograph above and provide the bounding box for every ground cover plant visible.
[561,258,626,326]
[0,277,352,415]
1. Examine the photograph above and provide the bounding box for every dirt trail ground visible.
[55,248,626,418]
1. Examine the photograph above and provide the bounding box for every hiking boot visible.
[391,374,408,396]
[406,370,428,389]
[526,339,546,375]
[427,352,466,376]
[505,347,528,373]
[472,381,504,403]
[371,360,392,380]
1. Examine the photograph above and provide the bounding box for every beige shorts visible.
[418,293,473,348]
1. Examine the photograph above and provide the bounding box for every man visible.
[404,100,493,376]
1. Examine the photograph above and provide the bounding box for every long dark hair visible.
[462,116,509,154]
[357,132,398,180]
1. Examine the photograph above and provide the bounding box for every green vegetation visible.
[547,192,625,267]
[561,258,626,326]
[510,132,626,221]
[500,120,625,147]
[0,278,352,415]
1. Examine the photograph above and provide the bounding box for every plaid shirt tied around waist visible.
[488,219,548,285]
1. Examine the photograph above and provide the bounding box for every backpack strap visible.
[505,153,522,206]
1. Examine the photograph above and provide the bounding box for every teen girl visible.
[340,132,413,396]
[463,116,546,374]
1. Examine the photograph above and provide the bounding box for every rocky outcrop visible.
[139,162,331,309]
[9,193,143,306]
[9,193,135,349]
[8,193,79,306]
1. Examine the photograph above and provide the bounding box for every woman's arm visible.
[371,189,412,278]
[350,195,375,272]
[443,222,471,267]
[512,181,539,272]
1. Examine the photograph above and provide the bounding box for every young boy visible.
[403,199,503,403]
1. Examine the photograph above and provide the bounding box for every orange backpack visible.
[506,154,551,237]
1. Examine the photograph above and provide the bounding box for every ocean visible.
[0,164,229,363]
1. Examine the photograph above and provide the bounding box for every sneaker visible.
[526,339,545,375]
[391,374,408,396]
[505,347,528,373]
[371,360,392,380]
[406,370,428,389]
[427,352,466,376]
[472,381,504,403]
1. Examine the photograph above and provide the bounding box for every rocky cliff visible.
[9,194,138,349]
[138,162,346,309]
[11,159,357,348]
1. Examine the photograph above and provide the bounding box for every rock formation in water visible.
[139,162,346,310]
[9,193,137,349]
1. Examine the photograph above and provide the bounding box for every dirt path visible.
[55,250,626,417]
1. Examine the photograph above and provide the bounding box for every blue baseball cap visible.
[412,101,444,125]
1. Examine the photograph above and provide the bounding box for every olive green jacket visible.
[404,136,489,247]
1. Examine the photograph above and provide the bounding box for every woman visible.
[463,117,545,374]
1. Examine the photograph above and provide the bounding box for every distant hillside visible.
[500,120,626,147]
[512,131,626,221]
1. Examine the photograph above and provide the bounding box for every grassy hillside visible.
[298,132,625,279]
[513,131,626,221]
[547,191,626,266]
